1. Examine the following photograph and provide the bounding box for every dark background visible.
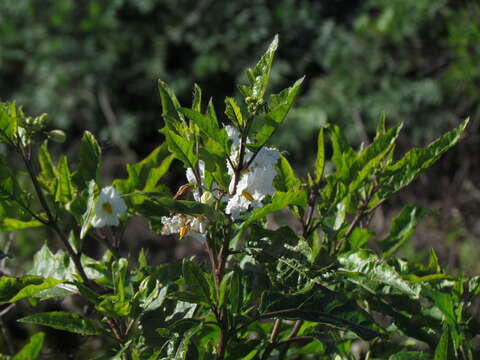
[1,0,480,356]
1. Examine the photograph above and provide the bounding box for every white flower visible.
[186,160,206,201]
[161,214,207,244]
[91,186,127,228]
[226,146,280,219]
[225,125,241,149]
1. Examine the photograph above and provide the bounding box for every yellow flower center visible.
[179,225,190,239]
[102,202,113,214]
[242,191,254,201]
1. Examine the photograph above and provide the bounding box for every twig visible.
[0,304,15,355]
[21,151,90,285]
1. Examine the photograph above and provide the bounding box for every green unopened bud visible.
[48,129,66,143]
[200,191,214,205]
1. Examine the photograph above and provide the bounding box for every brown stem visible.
[21,151,90,285]
[270,318,282,343]
[278,320,303,360]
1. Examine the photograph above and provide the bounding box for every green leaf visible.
[180,107,228,152]
[0,218,43,232]
[113,143,174,196]
[38,141,58,192]
[29,243,102,281]
[379,118,468,198]
[74,131,101,189]
[0,102,18,142]
[241,190,307,229]
[259,286,382,340]
[246,35,279,100]
[348,123,403,192]
[0,276,61,304]
[315,128,325,183]
[230,269,243,315]
[274,155,301,192]
[423,289,456,327]
[161,128,197,170]
[379,205,428,257]
[182,260,214,306]
[338,250,420,298]
[55,156,74,203]
[112,258,130,302]
[191,84,202,112]
[8,277,62,303]
[225,97,244,128]
[80,180,98,239]
[434,327,456,360]
[12,332,45,360]
[158,80,185,133]
[19,312,104,335]
[250,77,304,148]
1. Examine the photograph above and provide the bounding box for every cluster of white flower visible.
[160,214,207,243]
[91,186,127,228]
[160,125,280,242]
[225,126,280,219]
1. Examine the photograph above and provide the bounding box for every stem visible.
[230,115,253,195]
[21,151,90,285]
[270,318,282,343]
[335,185,379,252]
[0,304,15,355]
[278,320,303,360]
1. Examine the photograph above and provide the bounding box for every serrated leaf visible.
[74,131,101,189]
[379,205,427,257]
[247,35,278,100]
[180,107,228,152]
[0,276,61,304]
[28,243,102,281]
[379,119,468,198]
[191,84,202,112]
[12,332,44,360]
[0,102,18,142]
[259,286,382,340]
[241,190,307,229]
[158,80,185,133]
[274,155,301,192]
[8,277,62,303]
[338,250,420,298]
[113,144,174,196]
[80,180,98,239]
[348,123,403,192]
[182,260,214,306]
[0,218,43,232]
[19,312,104,335]
[55,156,74,203]
[161,128,197,170]
[225,97,244,128]
[249,77,304,148]
[38,141,58,192]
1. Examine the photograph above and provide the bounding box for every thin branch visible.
[20,150,90,285]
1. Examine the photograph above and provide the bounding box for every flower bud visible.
[200,191,214,205]
[48,129,66,143]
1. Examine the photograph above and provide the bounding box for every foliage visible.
[0,37,475,360]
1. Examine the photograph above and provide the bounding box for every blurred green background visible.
[1,0,480,354]
[2,0,480,269]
